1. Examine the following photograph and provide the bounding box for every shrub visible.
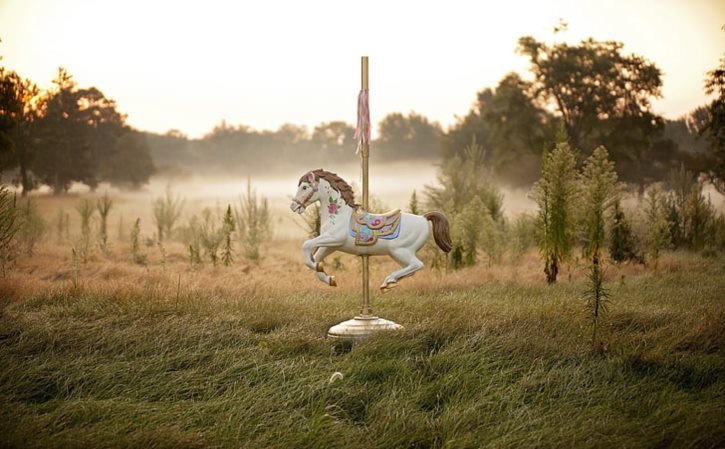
[426,137,503,222]
[75,199,95,262]
[130,218,146,265]
[609,200,641,263]
[96,192,113,254]
[235,179,271,262]
[199,208,224,266]
[152,187,184,242]
[16,197,45,256]
[509,213,538,259]
[0,186,18,276]
[426,137,504,269]
[450,196,487,268]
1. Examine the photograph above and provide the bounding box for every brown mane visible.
[299,169,358,208]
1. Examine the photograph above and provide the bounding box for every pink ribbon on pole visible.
[354,89,370,155]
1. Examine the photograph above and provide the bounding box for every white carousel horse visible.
[290,169,452,291]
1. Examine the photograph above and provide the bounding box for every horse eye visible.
[302,186,308,190]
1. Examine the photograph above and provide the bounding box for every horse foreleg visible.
[381,249,424,292]
[302,235,341,272]
[313,247,337,287]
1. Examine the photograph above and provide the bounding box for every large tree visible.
[444,73,553,185]
[700,57,725,193]
[33,68,154,193]
[0,68,43,195]
[33,68,94,194]
[517,36,663,184]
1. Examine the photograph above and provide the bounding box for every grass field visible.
[1,238,724,449]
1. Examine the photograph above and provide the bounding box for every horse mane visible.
[299,169,358,208]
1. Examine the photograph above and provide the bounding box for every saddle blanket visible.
[349,209,402,246]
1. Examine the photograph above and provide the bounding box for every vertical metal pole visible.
[360,56,371,317]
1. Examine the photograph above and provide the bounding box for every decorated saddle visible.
[349,209,402,246]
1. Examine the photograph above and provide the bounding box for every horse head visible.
[290,171,321,214]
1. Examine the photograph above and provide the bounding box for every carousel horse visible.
[290,169,452,292]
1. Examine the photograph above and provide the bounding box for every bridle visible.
[292,183,318,210]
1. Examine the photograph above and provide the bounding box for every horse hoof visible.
[380,282,397,293]
[329,276,337,287]
[315,262,324,272]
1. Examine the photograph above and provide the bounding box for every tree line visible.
[1,34,723,193]
[0,67,155,195]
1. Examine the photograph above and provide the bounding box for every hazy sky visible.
[1,0,723,138]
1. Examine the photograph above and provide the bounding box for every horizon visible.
[0,0,723,138]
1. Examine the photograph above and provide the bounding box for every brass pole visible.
[360,56,371,317]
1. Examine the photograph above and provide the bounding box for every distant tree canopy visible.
[141,113,442,177]
[1,35,718,192]
[0,67,155,194]
[700,57,725,193]
[0,67,42,194]
[443,36,705,187]
[376,112,442,160]
[445,73,553,185]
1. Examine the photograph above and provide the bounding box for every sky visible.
[0,0,723,138]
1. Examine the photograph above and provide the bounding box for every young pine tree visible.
[75,199,95,262]
[221,204,236,266]
[644,185,670,271]
[130,218,146,265]
[579,146,620,348]
[609,200,639,263]
[96,192,113,254]
[529,129,579,283]
[408,190,420,215]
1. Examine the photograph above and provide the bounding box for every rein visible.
[293,183,318,209]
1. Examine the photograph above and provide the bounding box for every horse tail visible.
[424,211,452,253]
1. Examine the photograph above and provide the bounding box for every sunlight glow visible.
[1,0,723,137]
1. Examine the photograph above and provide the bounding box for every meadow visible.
[1,210,724,448]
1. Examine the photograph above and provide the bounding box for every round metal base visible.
[327,315,403,341]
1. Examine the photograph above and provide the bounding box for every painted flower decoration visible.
[328,201,338,214]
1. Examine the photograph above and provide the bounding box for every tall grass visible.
[0,247,723,449]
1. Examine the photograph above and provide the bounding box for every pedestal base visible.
[327,315,403,341]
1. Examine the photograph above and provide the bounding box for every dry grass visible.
[1,197,724,449]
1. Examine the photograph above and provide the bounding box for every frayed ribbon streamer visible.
[354,89,370,155]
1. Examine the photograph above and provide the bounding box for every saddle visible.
[349,209,402,246]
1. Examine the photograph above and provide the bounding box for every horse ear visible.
[307,172,316,183]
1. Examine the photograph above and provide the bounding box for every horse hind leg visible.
[313,247,337,287]
[381,249,424,293]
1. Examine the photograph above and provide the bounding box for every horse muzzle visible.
[290,201,305,214]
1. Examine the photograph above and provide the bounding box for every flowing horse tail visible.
[424,211,452,253]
